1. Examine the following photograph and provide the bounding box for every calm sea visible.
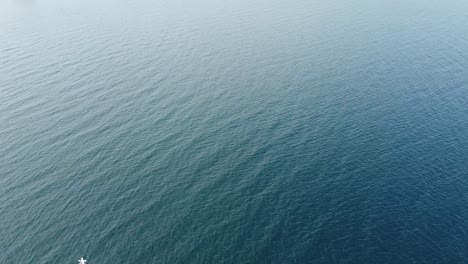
[1,0,468,263]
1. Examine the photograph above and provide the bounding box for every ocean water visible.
[1,0,468,263]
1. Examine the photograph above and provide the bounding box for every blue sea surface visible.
[1,0,468,263]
